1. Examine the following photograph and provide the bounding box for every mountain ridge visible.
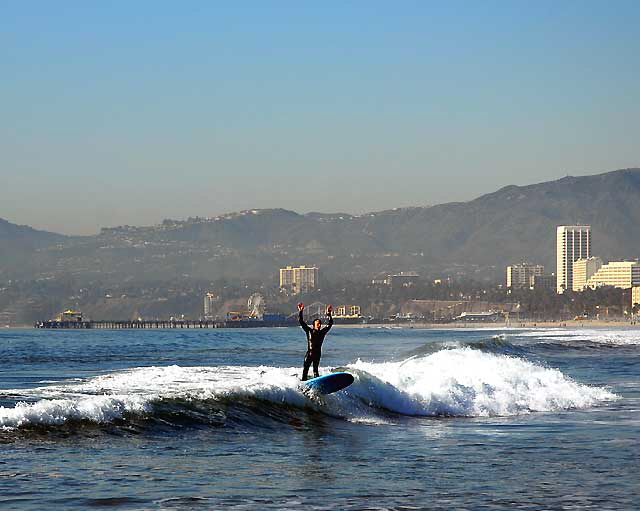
[1,168,639,284]
[0,217,67,242]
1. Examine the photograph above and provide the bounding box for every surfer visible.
[298,303,333,381]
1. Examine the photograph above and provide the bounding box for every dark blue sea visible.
[1,326,638,510]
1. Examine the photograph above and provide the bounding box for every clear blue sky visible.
[2,1,638,234]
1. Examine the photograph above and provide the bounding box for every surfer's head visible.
[313,319,322,330]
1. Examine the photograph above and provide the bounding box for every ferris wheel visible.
[247,293,266,319]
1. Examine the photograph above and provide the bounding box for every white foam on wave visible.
[347,347,618,417]
[0,395,149,429]
[516,328,640,346]
[0,348,619,429]
[0,365,308,430]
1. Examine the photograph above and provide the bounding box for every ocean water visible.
[0,326,638,510]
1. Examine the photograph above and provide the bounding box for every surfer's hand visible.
[298,303,304,311]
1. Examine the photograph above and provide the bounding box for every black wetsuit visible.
[299,310,333,381]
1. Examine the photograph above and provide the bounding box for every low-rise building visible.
[586,261,640,290]
[572,257,603,291]
[335,305,361,318]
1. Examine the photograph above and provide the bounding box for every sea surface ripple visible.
[0,326,638,510]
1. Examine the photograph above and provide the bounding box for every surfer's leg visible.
[302,352,312,381]
[312,351,321,378]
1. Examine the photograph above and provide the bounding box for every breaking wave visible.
[348,348,615,416]
[0,347,617,437]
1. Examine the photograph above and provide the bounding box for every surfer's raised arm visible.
[324,305,333,333]
[298,303,310,333]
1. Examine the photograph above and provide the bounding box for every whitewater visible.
[0,346,616,431]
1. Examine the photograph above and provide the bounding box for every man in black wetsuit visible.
[298,302,333,381]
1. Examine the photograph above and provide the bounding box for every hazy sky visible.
[2,1,639,235]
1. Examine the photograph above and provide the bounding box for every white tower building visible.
[556,226,591,293]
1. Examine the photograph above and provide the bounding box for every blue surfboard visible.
[303,372,354,395]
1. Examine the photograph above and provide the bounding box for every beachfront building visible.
[557,225,591,293]
[585,261,640,290]
[279,265,319,295]
[506,263,544,289]
[572,257,603,291]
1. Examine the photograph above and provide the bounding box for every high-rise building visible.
[279,265,319,295]
[585,261,640,290]
[506,263,544,289]
[556,226,591,293]
[572,257,603,291]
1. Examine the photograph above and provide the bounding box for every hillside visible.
[1,168,639,287]
[353,167,640,269]
[0,218,65,245]
[0,219,67,279]
[108,167,640,275]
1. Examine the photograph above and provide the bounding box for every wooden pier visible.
[35,319,298,329]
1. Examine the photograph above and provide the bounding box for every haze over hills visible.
[1,168,639,282]
[1,168,639,323]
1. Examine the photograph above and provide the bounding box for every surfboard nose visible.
[303,372,354,395]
